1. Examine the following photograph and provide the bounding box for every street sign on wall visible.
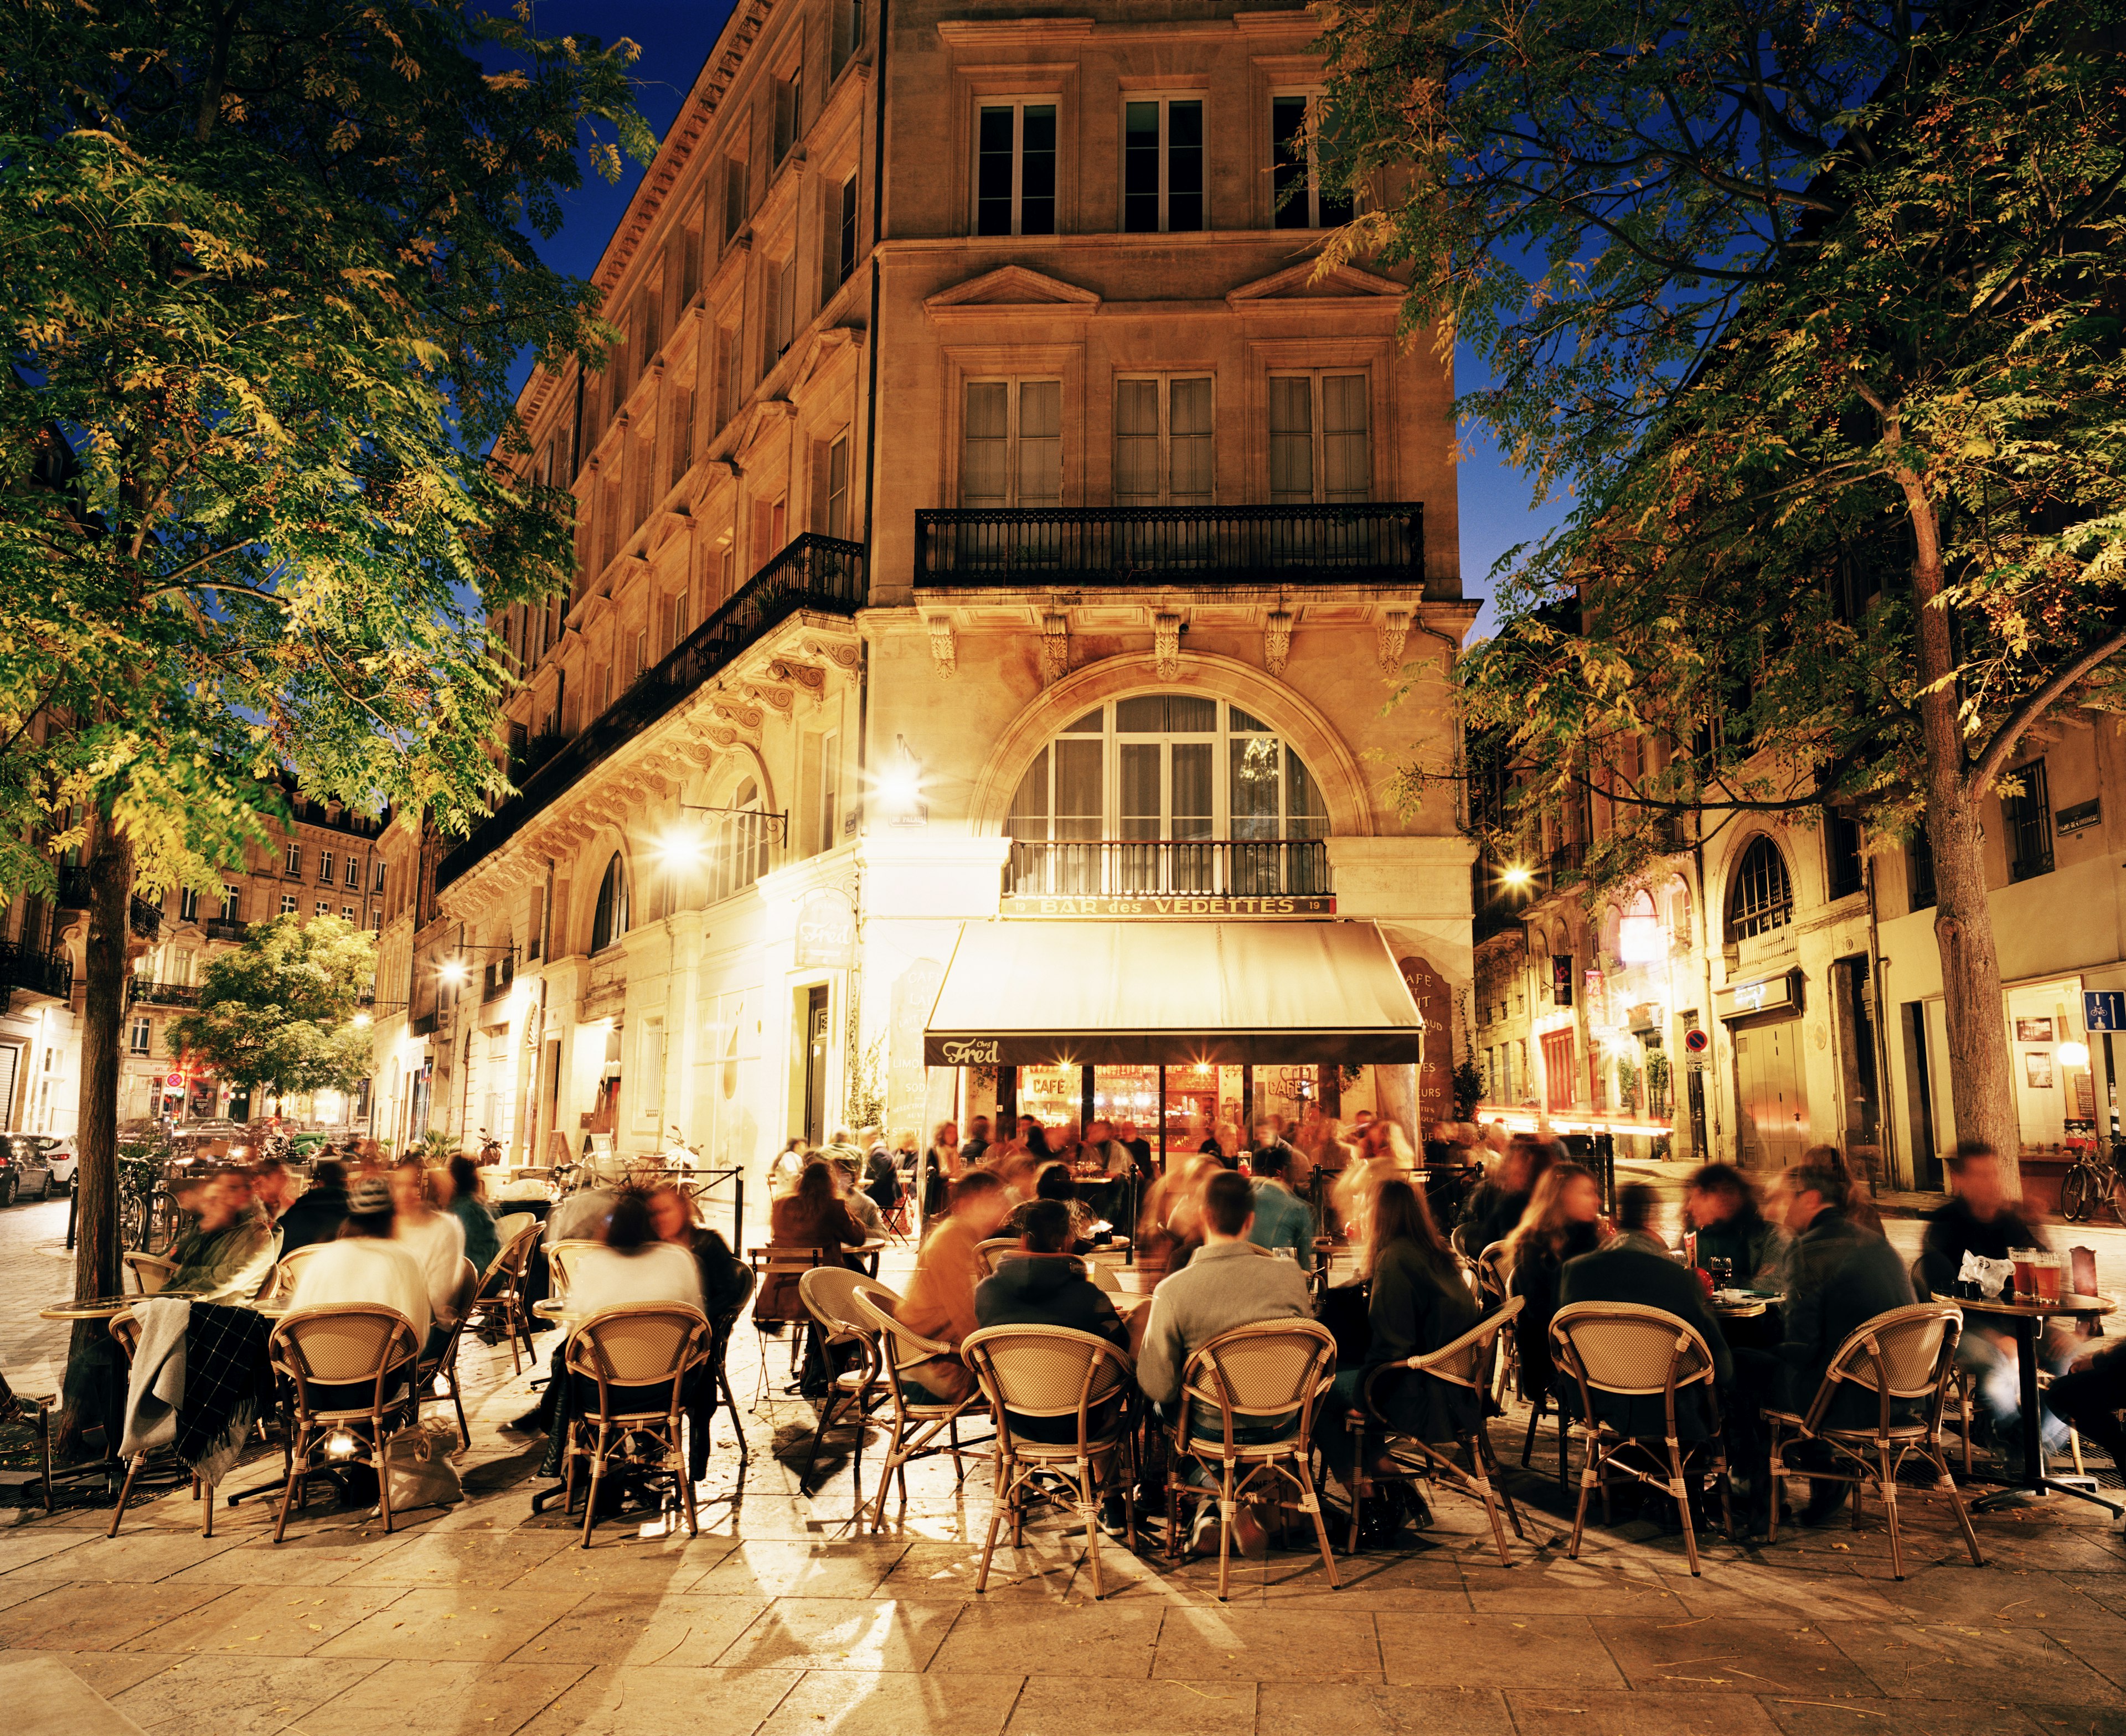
[2085,990,2126,1032]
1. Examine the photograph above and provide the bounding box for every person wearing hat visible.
[283,1175,431,1345]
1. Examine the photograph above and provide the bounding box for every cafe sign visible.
[794,890,856,968]
[1002,893,1337,919]
[1715,969,1803,1021]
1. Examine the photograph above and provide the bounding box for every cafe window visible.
[591,852,630,953]
[1007,696,1326,843]
[1726,835,1793,943]
[2002,759,2053,882]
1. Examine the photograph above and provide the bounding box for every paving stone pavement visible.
[0,1205,2121,1736]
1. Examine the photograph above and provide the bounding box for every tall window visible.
[1123,99,1203,232]
[2002,760,2053,882]
[318,850,334,884]
[669,386,694,489]
[832,0,864,76]
[345,856,360,887]
[723,156,748,245]
[284,843,301,874]
[1115,377,1212,504]
[1908,830,1936,912]
[709,779,773,903]
[130,1017,151,1056]
[223,884,241,916]
[1268,374,1369,503]
[1271,94,1353,229]
[670,589,690,653]
[373,860,386,893]
[1826,812,1865,900]
[771,253,798,363]
[976,102,1056,236]
[774,67,804,163]
[591,853,630,953]
[1726,836,1794,942]
[178,887,198,922]
[716,324,740,429]
[823,434,851,538]
[962,380,1061,507]
[833,173,859,291]
[808,730,841,856]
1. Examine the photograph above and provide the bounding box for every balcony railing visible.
[128,979,199,1008]
[205,918,249,942]
[436,533,865,892]
[0,943,74,1003]
[1003,838,1332,900]
[915,504,1423,589]
[55,866,90,908]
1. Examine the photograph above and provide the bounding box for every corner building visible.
[415,0,1475,1176]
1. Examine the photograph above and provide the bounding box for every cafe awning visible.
[922,919,1424,1067]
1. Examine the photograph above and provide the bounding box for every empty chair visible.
[849,1282,993,1533]
[561,1303,713,1547]
[797,1265,887,1513]
[465,1218,544,1376]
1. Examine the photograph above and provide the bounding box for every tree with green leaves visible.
[1320,0,2126,1181]
[166,913,377,1105]
[0,0,651,1430]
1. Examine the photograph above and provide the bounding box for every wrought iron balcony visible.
[436,533,865,892]
[55,866,90,908]
[915,504,1423,589]
[129,895,162,939]
[205,918,249,942]
[127,979,199,1008]
[0,943,74,1003]
[1003,838,1332,902]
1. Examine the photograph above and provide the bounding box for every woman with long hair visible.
[1323,1179,1480,1535]
[1803,1144,1884,1235]
[1505,1161,1606,1400]
[755,1158,866,1326]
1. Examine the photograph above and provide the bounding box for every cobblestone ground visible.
[0,1193,2121,1736]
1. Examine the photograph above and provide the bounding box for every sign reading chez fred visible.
[1003,893,1337,919]
[794,890,856,969]
[1715,969,1803,1021]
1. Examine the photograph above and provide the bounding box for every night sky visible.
[512,0,1565,633]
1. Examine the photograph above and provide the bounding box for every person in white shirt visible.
[285,1176,431,1346]
[390,1158,467,1346]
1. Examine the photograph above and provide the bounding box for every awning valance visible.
[922,920,1425,1067]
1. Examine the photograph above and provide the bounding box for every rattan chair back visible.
[564,1303,711,1405]
[1805,1301,1963,1434]
[1550,1301,1719,1400]
[261,1242,328,1305]
[493,1211,537,1248]
[849,1281,958,1383]
[963,1324,1132,1438]
[271,1305,420,1412]
[1413,1292,1523,1392]
[546,1238,600,1299]
[1178,1319,1338,1455]
[800,1264,883,1343]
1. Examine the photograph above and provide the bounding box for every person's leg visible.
[2048,1347,2126,1474]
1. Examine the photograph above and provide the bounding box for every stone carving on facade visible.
[744,682,795,715]
[1153,612,1184,681]
[1376,607,1412,678]
[1040,613,1070,686]
[800,635,859,670]
[709,695,764,732]
[763,658,826,696]
[1263,609,1293,678]
[925,615,957,679]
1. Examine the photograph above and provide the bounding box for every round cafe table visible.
[1959,1289,2119,1516]
[37,1291,204,1321]
[1709,1291,1783,1321]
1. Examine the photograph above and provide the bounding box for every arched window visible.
[1005,694,1327,895]
[1726,837,1793,942]
[1616,890,1664,964]
[708,778,772,905]
[591,852,629,952]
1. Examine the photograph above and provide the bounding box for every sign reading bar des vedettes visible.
[1002,893,1337,919]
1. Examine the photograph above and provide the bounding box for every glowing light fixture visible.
[436,959,469,986]
[1500,864,1534,890]
[2060,1040,2091,1067]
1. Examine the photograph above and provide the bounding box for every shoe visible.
[1097,1494,1131,1538]
[1187,1503,1222,1557]
[1799,1479,1850,1525]
[503,1407,548,1434]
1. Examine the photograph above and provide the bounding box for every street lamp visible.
[1500,863,1534,890]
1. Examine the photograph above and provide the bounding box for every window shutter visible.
[961,382,1010,507]
[1322,374,1370,501]
[1114,379,1160,504]
[1018,380,1062,505]
[1268,377,1314,501]
[809,438,831,530]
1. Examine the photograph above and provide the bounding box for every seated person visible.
[974,1197,1131,1442]
[1136,1170,1314,1555]
[1557,1182,1731,1440]
[648,1181,751,1320]
[2047,1339,2126,1491]
[1504,1161,1606,1402]
[896,1170,1014,1401]
[389,1157,468,1348]
[164,1166,276,1301]
[1919,1140,2060,1465]
[285,1175,430,1346]
[1245,1144,1315,1270]
[438,1155,501,1277]
[545,1179,616,1245]
[251,1158,295,1226]
[1683,1162,1789,1289]
[835,1161,890,1241]
[1001,1162,1098,1250]
[755,1159,868,1327]
[1323,1179,1480,1531]
[1770,1156,1915,1521]
[1458,1135,1542,1256]
[274,1158,350,1256]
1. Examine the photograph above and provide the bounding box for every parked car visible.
[0,1134,57,1204]
[40,1136,76,1194]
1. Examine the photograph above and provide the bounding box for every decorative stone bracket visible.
[1263,609,1293,678]
[925,615,957,679]
[1376,607,1411,678]
[1153,612,1184,682]
[1040,613,1070,686]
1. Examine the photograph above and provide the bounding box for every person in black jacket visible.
[1458,1135,1549,1256]
[1505,1160,1606,1401]
[1557,1184,1732,1442]
[274,1158,349,1256]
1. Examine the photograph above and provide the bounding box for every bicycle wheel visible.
[148,1190,179,1256]
[2061,1164,2093,1223]
[118,1191,146,1250]
[2110,1171,2126,1228]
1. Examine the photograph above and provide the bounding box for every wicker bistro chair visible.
[266,1305,422,1543]
[562,1303,715,1548]
[257,1243,327,1306]
[749,1243,850,1397]
[1165,1319,1343,1601]
[1907,1257,1978,1476]
[1548,1301,1731,1577]
[848,1283,995,1533]
[1473,1243,1516,1407]
[545,1238,601,1301]
[465,1219,544,1376]
[417,1258,482,1449]
[1344,1294,1526,1567]
[1764,1301,1983,1580]
[797,1266,889,1509]
[962,1325,1138,1599]
[106,1309,216,1538]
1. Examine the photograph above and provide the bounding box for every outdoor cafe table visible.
[1959,1288,2119,1516]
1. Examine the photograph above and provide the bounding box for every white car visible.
[42,1136,77,1194]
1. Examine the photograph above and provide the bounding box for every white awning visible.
[923,920,1423,1067]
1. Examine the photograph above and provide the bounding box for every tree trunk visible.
[1907,494,2022,1191]
[56,823,132,1456]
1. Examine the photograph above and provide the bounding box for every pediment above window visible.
[1226,261,1406,306]
[924,265,1103,318]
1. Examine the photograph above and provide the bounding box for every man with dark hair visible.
[961,1115,993,1165]
[275,1158,350,1256]
[898,1168,1013,1399]
[251,1156,293,1226]
[1245,1144,1314,1270]
[1774,1155,1914,1520]
[1137,1170,1312,1554]
[1921,1139,2056,1465]
[1683,1162,1789,1290]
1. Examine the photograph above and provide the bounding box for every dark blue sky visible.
[517,0,1562,629]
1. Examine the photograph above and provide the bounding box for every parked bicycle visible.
[116,1141,184,1253]
[2059,1132,2124,1224]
